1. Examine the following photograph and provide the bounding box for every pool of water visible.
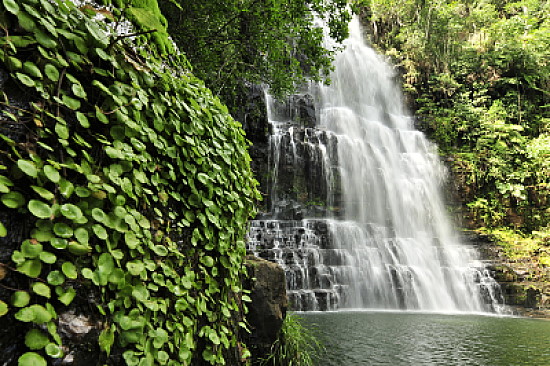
[299,311,550,365]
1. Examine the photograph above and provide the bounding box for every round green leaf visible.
[11,250,25,265]
[31,186,54,201]
[85,21,108,46]
[11,291,30,307]
[18,352,47,366]
[54,122,69,139]
[39,251,56,264]
[53,223,73,238]
[43,165,60,183]
[0,300,8,316]
[32,282,51,298]
[2,191,25,208]
[75,186,91,197]
[3,0,20,15]
[23,62,42,79]
[201,256,215,267]
[76,112,90,128]
[92,224,108,240]
[17,259,42,278]
[45,343,63,358]
[50,237,68,249]
[157,350,169,364]
[109,268,125,284]
[7,56,22,71]
[0,222,6,237]
[138,216,150,229]
[152,245,168,257]
[67,242,91,256]
[44,64,59,81]
[131,284,149,302]
[46,271,65,286]
[98,253,114,275]
[31,226,54,242]
[114,206,127,218]
[72,84,87,99]
[25,329,50,350]
[74,227,89,244]
[15,72,35,87]
[59,178,74,198]
[15,304,51,323]
[81,268,93,279]
[58,287,76,306]
[91,208,107,223]
[61,94,81,110]
[0,175,12,193]
[61,262,78,279]
[28,200,52,219]
[60,204,83,221]
[126,260,144,276]
[124,231,139,249]
[208,331,220,345]
[14,307,34,322]
[21,240,43,258]
[34,29,57,49]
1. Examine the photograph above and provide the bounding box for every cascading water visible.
[247,18,504,313]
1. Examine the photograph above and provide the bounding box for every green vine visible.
[0,0,259,365]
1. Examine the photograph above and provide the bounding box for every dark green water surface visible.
[300,311,550,366]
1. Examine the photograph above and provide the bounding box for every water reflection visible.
[301,311,550,365]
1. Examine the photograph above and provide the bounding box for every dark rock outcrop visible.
[239,85,343,220]
[266,125,341,220]
[244,255,287,359]
[462,231,550,318]
[237,84,271,215]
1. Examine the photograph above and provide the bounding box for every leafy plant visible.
[0,0,260,365]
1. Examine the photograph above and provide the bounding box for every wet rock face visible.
[267,125,341,220]
[239,85,341,220]
[290,94,316,128]
[53,311,105,366]
[463,231,550,317]
[237,83,269,150]
[244,255,287,358]
[238,84,271,215]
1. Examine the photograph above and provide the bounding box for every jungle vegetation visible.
[0,0,548,365]
[159,0,353,113]
[359,0,549,262]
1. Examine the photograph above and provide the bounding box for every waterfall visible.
[247,18,504,313]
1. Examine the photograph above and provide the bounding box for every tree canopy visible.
[159,0,352,111]
[360,0,549,236]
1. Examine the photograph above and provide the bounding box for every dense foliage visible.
[0,0,259,365]
[360,0,549,238]
[158,0,352,112]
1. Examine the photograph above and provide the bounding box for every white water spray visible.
[248,18,504,313]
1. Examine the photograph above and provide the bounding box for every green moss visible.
[111,0,173,55]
